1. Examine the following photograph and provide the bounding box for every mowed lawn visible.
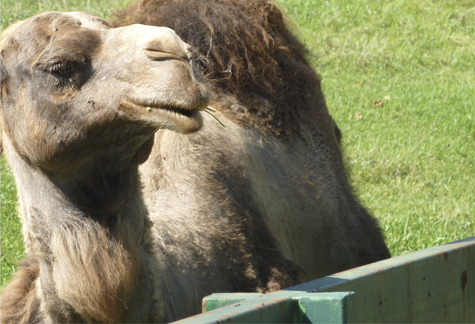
[1,0,474,289]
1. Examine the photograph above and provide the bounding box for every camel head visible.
[0,11,208,174]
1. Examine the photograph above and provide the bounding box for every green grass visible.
[279,0,475,255]
[0,0,134,32]
[1,0,474,288]
[1,157,24,288]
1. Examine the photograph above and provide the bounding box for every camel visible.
[0,1,390,323]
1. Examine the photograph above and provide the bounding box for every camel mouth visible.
[118,100,204,134]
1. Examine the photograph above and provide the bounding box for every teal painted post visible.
[297,293,354,324]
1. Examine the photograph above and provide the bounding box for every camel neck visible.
[4,137,153,322]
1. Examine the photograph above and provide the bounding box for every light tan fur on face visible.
[0,20,25,49]
[0,21,24,151]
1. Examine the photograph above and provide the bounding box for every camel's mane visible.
[112,0,323,137]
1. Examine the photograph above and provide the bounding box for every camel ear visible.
[0,56,8,83]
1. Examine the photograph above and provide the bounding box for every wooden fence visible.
[173,236,474,323]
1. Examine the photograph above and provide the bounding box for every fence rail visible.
[173,236,474,323]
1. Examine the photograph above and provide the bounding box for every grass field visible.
[1,0,474,289]
[280,0,475,256]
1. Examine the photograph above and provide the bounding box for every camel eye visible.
[46,59,85,88]
[37,44,90,89]
[48,60,76,78]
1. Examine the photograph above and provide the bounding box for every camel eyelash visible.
[47,61,74,77]
[46,60,77,88]
[48,61,68,74]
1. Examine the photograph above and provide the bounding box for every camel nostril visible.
[144,39,188,62]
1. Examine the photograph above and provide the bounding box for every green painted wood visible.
[297,293,354,324]
[202,293,263,313]
[288,236,475,323]
[175,292,353,324]
[177,293,296,324]
[172,236,475,324]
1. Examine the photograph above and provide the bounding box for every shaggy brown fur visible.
[48,217,142,322]
[1,2,390,323]
[113,0,330,140]
[0,259,40,324]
